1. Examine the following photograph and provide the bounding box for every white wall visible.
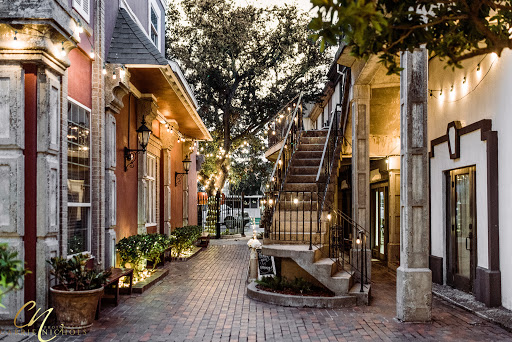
[430,132,489,272]
[428,49,512,309]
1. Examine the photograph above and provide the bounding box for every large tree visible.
[309,0,512,74]
[166,0,331,194]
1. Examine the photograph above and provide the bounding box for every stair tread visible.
[314,258,335,266]
[332,270,353,279]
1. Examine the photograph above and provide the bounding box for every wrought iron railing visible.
[315,70,351,212]
[261,93,303,232]
[267,94,303,148]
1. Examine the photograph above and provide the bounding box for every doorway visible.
[446,166,476,293]
[371,185,388,261]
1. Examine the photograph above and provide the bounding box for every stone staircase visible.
[262,130,369,304]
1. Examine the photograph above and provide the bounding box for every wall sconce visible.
[124,115,152,171]
[175,155,192,186]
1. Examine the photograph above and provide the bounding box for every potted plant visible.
[47,254,111,332]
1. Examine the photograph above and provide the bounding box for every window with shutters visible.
[150,4,160,50]
[73,0,91,23]
[146,154,157,225]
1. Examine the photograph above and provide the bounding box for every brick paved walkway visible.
[50,239,511,342]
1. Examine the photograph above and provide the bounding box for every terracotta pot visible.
[50,286,103,332]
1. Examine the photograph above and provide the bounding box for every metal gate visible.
[198,192,248,239]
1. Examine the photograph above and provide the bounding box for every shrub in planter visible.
[117,234,174,276]
[170,226,202,257]
[116,235,146,276]
[47,254,111,331]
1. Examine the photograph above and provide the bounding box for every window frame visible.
[67,98,92,256]
[145,153,157,226]
[148,0,161,51]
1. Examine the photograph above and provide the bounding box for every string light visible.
[112,70,117,80]
[102,64,107,75]
[429,53,497,103]
[120,65,126,78]
[89,49,95,59]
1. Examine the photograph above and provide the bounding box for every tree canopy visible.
[309,0,512,74]
[166,0,331,194]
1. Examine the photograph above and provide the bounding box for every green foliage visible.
[47,254,111,291]
[0,243,29,307]
[117,234,174,272]
[167,0,331,192]
[256,276,317,295]
[171,226,202,257]
[309,0,512,74]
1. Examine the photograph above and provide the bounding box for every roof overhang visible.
[128,64,212,141]
[336,43,358,68]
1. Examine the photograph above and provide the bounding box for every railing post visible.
[215,191,221,239]
[241,192,246,237]
[360,231,364,293]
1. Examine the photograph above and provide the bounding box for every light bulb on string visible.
[120,66,126,78]
[102,64,107,75]
[112,70,117,80]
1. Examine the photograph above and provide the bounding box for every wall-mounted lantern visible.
[175,155,192,186]
[124,115,152,171]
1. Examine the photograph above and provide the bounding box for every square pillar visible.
[351,84,371,282]
[396,48,432,322]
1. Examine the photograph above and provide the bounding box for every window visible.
[146,154,157,225]
[150,4,160,49]
[73,0,91,23]
[67,100,91,255]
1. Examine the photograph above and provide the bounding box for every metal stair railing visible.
[261,93,304,237]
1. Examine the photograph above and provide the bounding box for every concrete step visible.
[289,166,318,175]
[294,151,323,159]
[283,183,325,192]
[302,130,328,137]
[291,158,321,167]
[297,144,325,152]
[300,136,327,145]
[286,175,318,183]
[314,258,339,276]
[349,283,371,306]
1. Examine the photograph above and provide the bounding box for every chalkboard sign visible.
[256,249,276,279]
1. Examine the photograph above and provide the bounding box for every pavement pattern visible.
[22,239,512,341]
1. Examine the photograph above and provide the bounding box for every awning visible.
[107,8,212,141]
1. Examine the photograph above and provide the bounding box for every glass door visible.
[371,186,388,260]
[446,167,476,293]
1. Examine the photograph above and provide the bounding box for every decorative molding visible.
[430,118,500,307]
[104,64,129,115]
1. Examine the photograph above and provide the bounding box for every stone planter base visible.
[247,282,369,308]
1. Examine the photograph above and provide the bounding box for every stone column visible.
[351,84,371,282]
[387,164,401,268]
[396,48,432,322]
